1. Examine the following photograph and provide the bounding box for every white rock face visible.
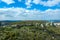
[54,23,60,26]
[41,24,44,28]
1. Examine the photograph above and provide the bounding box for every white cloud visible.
[1,0,60,7]
[42,9,60,20]
[1,0,15,4]
[40,0,60,7]
[25,0,32,8]
[0,8,60,20]
[33,0,40,4]
[25,0,60,7]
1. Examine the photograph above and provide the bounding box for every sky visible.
[0,0,60,20]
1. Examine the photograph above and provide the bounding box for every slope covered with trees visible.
[0,21,60,40]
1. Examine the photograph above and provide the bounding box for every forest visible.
[0,21,60,40]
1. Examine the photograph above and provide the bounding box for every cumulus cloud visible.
[25,0,60,7]
[25,0,32,8]
[1,0,15,4]
[36,0,60,7]
[1,0,60,7]
[42,9,60,20]
[0,8,60,20]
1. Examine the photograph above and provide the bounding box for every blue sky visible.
[0,0,60,20]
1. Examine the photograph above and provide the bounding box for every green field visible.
[0,21,60,40]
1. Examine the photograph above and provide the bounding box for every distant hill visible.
[48,20,60,23]
[0,20,21,22]
[0,20,60,23]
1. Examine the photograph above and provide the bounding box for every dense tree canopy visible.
[0,21,60,40]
